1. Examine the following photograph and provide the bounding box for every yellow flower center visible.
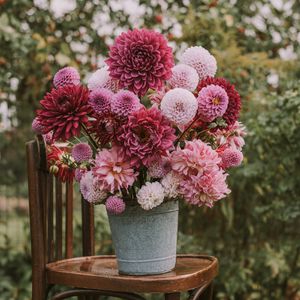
[212,97,220,105]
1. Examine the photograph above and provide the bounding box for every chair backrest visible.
[26,136,95,270]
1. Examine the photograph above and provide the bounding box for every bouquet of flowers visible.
[32,28,246,215]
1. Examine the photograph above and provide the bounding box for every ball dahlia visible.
[116,107,176,166]
[197,84,229,122]
[197,77,241,127]
[137,182,165,210]
[92,147,138,193]
[180,46,217,80]
[37,85,91,141]
[53,66,80,88]
[88,88,113,116]
[87,66,118,92]
[106,28,174,96]
[32,117,45,134]
[219,147,243,169]
[72,143,93,163]
[160,88,198,127]
[148,156,171,179]
[168,64,199,91]
[105,196,126,215]
[111,90,141,118]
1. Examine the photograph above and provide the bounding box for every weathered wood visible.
[55,178,63,260]
[47,174,54,262]
[81,197,95,256]
[65,180,73,258]
[165,292,181,300]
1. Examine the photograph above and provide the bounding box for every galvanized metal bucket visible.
[107,200,179,275]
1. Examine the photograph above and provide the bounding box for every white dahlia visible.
[137,182,165,210]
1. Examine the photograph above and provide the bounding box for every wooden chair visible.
[26,136,218,300]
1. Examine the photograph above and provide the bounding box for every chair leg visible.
[198,283,213,300]
[32,272,47,300]
[165,292,180,300]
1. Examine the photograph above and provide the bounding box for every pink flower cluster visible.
[32,28,245,213]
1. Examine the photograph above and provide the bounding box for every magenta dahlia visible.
[106,29,174,96]
[72,143,93,163]
[88,88,113,116]
[219,147,243,169]
[197,84,229,122]
[32,117,45,134]
[116,107,176,166]
[106,196,126,215]
[197,77,241,127]
[37,85,92,141]
[53,67,80,88]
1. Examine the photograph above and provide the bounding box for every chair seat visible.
[46,254,218,293]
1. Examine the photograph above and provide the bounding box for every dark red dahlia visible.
[47,146,75,182]
[196,77,241,127]
[106,29,174,96]
[37,85,92,141]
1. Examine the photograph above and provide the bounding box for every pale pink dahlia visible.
[75,168,86,182]
[160,88,198,127]
[32,117,45,134]
[219,147,243,169]
[116,107,176,166]
[87,66,118,92]
[171,139,221,177]
[148,156,171,179]
[53,67,80,88]
[137,182,165,210]
[106,29,174,96]
[179,169,230,208]
[197,84,229,122]
[168,64,199,91]
[161,171,182,199]
[111,90,141,118]
[180,46,217,80]
[89,88,113,116]
[92,147,137,193]
[105,196,126,215]
[72,143,93,163]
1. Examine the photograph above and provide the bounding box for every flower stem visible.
[80,123,98,150]
[174,116,201,146]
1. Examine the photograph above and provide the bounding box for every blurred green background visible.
[0,0,300,299]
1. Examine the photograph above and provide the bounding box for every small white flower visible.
[161,172,181,199]
[87,66,117,91]
[137,182,165,210]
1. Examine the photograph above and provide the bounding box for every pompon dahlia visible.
[148,156,171,179]
[197,77,241,127]
[111,90,141,118]
[87,66,118,92]
[179,169,230,208]
[137,182,165,210]
[219,147,243,169]
[88,88,113,116]
[92,147,138,193]
[32,117,45,134]
[47,145,75,182]
[53,67,80,88]
[180,46,217,80]
[37,85,91,141]
[105,196,126,215]
[171,139,221,177]
[197,84,229,122]
[72,143,93,163]
[160,88,198,127]
[116,107,176,167]
[106,28,174,96]
[168,64,199,91]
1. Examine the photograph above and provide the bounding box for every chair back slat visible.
[81,198,95,256]
[55,178,63,260]
[65,181,74,258]
[47,174,54,262]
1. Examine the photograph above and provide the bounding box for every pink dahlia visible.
[106,29,174,96]
[168,64,199,91]
[197,77,241,127]
[171,139,221,177]
[75,168,86,182]
[92,147,138,193]
[160,88,198,127]
[111,90,141,118]
[32,117,45,134]
[72,143,93,163]
[116,107,176,166]
[53,67,80,88]
[105,196,126,215]
[37,85,92,141]
[148,156,171,178]
[197,84,229,122]
[180,46,217,80]
[89,88,113,116]
[87,66,118,92]
[219,147,243,169]
[179,169,230,208]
